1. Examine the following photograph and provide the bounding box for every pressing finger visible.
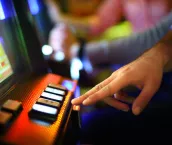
[82,76,130,105]
[71,76,113,105]
[132,81,160,115]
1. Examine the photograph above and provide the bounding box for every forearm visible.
[138,30,172,72]
[84,41,110,66]
[85,12,172,66]
[158,30,172,72]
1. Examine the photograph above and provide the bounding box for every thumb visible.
[132,81,160,115]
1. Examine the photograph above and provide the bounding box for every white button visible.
[41,92,63,101]
[53,89,65,95]
[32,104,58,115]
[41,92,51,98]
[51,94,63,101]
[45,87,54,93]
[45,87,65,95]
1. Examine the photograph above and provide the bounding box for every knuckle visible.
[111,71,117,77]
[104,84,112,96]
[118,71,127,78]
[95,84,104,91]
[118,67,133,78]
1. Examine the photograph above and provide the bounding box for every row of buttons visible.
[0,100,22,132]
[29,84,68,123]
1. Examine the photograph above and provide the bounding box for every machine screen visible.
[0,38,13,83]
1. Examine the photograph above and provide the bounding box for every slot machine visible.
[0,0,80,144]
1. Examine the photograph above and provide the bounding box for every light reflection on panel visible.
[0,1,5,20]
[62,80,74,91]
[70,58,83,80]
[27,0,40,15]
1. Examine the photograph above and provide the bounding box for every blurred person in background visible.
[46,0,172,63]
[46,0,130,41]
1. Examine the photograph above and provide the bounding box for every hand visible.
[49,24,79,61]
[72,46,165,115]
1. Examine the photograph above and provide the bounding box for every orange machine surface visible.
[0,73,77,145]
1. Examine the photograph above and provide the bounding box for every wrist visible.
[156,43,170,66]
[157,42,172,72]
[158,30,172,69]
[141,30,172,69]
[140,43,169,69]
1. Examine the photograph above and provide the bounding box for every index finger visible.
[71,76,113,105]
[82,76,130,105]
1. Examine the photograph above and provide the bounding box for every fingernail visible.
[73,105,80,111]
[82,100,88,105]
[133,107,141,115]
[71,100,74,104]
[83,99,89,105]
[71,99,77,104]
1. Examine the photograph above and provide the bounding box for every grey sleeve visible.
[85,12,172,65]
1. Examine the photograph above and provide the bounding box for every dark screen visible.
[0,0,31,97]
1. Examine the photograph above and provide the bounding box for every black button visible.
[48,84,67,91]
[2,100,22,115]
[29,103,58,123]
[0,111,12,131]
[37,98,61,108]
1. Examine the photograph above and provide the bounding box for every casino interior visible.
[0,0,172,145]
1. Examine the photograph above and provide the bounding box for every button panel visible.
[0,83,69,134]
[29,83,68,123]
